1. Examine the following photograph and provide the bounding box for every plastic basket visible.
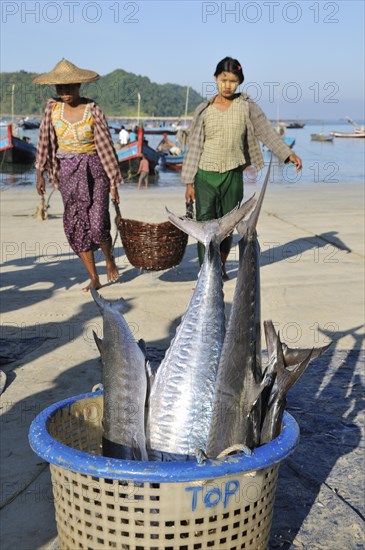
[29,390,299,550]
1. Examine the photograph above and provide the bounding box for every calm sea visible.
[1,120,364,191]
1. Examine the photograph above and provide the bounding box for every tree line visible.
[0,69,203,117]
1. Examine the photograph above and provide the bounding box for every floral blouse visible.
[51,101,96,154]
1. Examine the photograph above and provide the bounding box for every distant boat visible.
[143,124,190,135]
[285,121,305,129]
[331,117,365,138]
[283,136,296,148]
[311,133,334,142]
[116,128,161,177]
[0,124,36,163]
[160,151,185,171]
[20,119,41,130]
[330,130,365,138]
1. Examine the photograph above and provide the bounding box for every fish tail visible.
[166,194,256,246]
[276,335,313,396]
[264,320,278,366]
[282,341,331,367]
[237,157,272,238]
[90,287,129,315]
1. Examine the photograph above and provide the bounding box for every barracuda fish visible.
[259,320,330,444]
[91,288,148,461]
[147,197,256,460]
[206,162,272,457]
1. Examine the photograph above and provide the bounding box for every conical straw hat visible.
[33,59,100,85]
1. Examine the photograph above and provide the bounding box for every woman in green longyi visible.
[182,56,302,280]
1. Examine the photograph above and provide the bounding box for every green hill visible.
[0,69,203,117]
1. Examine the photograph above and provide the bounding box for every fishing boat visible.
[283,136,296,148]
[285,121,305,129]
[0,124,37,164]
[331,118,365,138]
[144,124,190,136]
[116,128,161,178]
[160,151,185,171]
[330,130,365,138]
[311,133,334,142]
[20,119,41,130]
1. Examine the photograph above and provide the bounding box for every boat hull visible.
[116,130,161,178]
[160,152,185,171]
[311,134,334,142]
[0,125,36,164]
[330,131,365,138]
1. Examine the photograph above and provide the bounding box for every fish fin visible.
[114,297,129,315]
[138,338,147,357]
[166,194,256,246]
[282,341,331,367]
[90,287,129,315]
[217,194,256,240]
[92,330,104,355]
[90,287,104,313]
[264,320,278,366]
[276,337,313,397]
[237,156,272,238]
[165,208,210,245]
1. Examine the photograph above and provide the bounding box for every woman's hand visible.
[288,153,302,172]
[110,186,120,204]
[36,172,46,196]
[185,183,195,203]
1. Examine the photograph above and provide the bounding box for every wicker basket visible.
[116,214,188,271]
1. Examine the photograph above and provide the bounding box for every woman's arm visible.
[249,100,302,171]
[36,169,46,196]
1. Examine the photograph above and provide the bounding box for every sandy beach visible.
[0,182,364,549]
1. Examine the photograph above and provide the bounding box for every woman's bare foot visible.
[106,256,119,283]
[82,277,102,292]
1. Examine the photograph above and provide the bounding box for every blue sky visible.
[1,0,364,118]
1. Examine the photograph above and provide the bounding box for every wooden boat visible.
[0,124,36,163]
[144,126,177,135]
[283,136,296,148]
[311,133,334,142]
[160,151,186,171]
[116,128,161,178]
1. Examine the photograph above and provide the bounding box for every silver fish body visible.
[207,163,272,456]
[91,289,148,460]
[148,199,256,458]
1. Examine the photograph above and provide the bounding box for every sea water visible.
[0,120,364,191]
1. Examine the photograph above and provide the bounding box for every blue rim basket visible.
[29,390,299,550]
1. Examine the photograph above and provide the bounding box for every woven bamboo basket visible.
[114,204,189,271]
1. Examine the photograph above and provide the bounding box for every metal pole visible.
[184,86,189,120]
[137,93,141,126]
[11,84,15,125]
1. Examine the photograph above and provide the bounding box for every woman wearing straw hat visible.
[34,59,123,291]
